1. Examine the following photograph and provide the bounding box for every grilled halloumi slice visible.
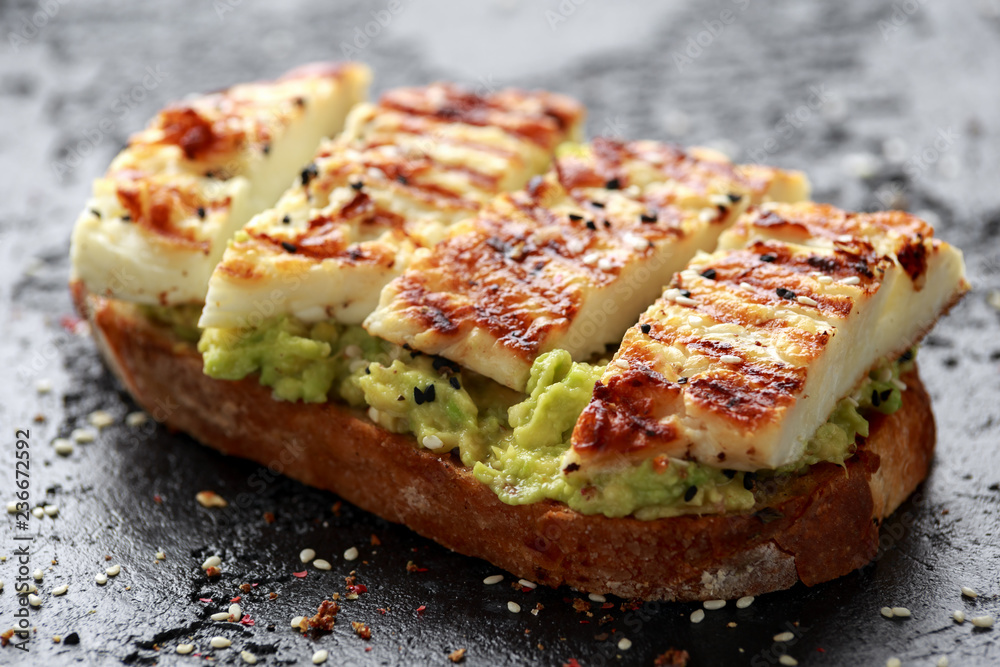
[70,62,371,305]
[364,139,809,391]
[569,202,969,473]
[198,84,585,330]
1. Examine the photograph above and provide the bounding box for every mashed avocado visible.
[197,314,913,519]
[140,303,204,343]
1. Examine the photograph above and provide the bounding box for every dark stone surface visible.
[2,1,999,665]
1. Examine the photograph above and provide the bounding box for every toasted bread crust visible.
[73,282,936,601]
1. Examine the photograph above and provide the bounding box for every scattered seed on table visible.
[704,599,726,610]
[886,658,901,667]
[202,556,222,570]
[229,604,242,619]
[344,547,359,561]
[483,575,504,585]
[210,636,231,648]
[106,564,121,577]
[300,548,316,563]
[881,607,894,618]
[32,569,43,582]
[176,644,194,654]
[125,411,148,427]
[95,573,107,585]
[291,616,305,629]
[971,615,994,628]
[618,637,632,650]
[211,612,230,621]
[779,657,798,666]
[71,428,95,443]
[28,594,42,607]
[52,585,68,596]
[774,631,795,642]
[44,505,58,517]
[53,439,74,456]
[588,593,606,603]
[961,586,978,599]
[519,579,537,590]
[313,559,332,571]
[88,410,114,429]
[312,649,329,664]
[508,601,521,613]
[736,596,754,609]
[241,650,257,664]
[690,609,705,623]
[953,610,965,623]
[891,607,911,618]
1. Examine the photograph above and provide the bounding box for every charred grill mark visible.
[114,183,212,251]
[896,235,929,286]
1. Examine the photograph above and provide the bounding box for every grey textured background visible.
[1,1,999,665]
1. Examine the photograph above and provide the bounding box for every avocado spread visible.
[198,314,913,519]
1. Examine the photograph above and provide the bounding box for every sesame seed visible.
[618,637,632,650]
[588,593,606,603]
[720,355,742,364]
[88,410,115,429]
[36,379,52,393]
[71,428,96,443]
[210,636,231,649]
[841,276,861,285]
[689,316,703,326]
[106,564,121,577]
[507,601,521,613]
[33,569,43,581]
[176,644,195,654]
[817,275,833,284]
[614,358,630,370]
[740,282,754,292]
[483,575,504,585]
[704,599,726,610]
[598,257,614,271]
[300,548,316,563]
[241,650,258,664]
[773,631,794,642]
[701,268,717,280]
[779,657,798,666]
[891,607,911,618]
[890,378,907,391]
[95,573,108,585]
[699,208,718,223]
[28,594,42,607]
[736,596,755,609]
[196,491,228,508]
[280,241,298,254]
[519,579,537,589]
[881,607,894,618]
[344,344,362,359]
[886,659,901,667]
[421,434,445,450]
[313,559,332,571]
[202,556,222,570]
[312,649,329,664]
[971,615,994,628]
[229,603,242,619]
[624,234,649,251]
[52,584,68,596]
[961,586,978,598]
[344,547,359,561]
[675,296,698,306]
[690,609,705,623]
[211,612,231,621]
[44,505,58,517]
[53,439,74,456]
[367,406,381,424]
[291,615,305,629]
[796,296,818,306]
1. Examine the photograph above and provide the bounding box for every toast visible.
[73,282,935,601]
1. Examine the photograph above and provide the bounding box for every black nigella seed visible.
[585,220,597,231]
[680,289,692,298]
[760,254,776,262]
[899,349,914,362]
[776,287,796,300]
[280,241,297,254]
[700,268,717,280]
[63,632,80,645]
[300,163,318,187]
[568,213,584,222]
[603,219,611,228]
[197,206,206,220]
[365,367,371,375]
[122,215,131,222]
[605,178,621,190]
[262,143,271,155]
[282,215,291,224]
[727,193,743,203]
[414,384,436,405]
[640,212,658,223]
[677,377,688,385]
[350,180,364,191]
[723,469,737,479]
[743,472,757,490]
[590,200,605,208]
[684,486,698,502]
[640,323,651,334]
[396,174,409,185]
[449,377,461,390]
[90,208,101,218]
[563,462,581,474]
[880,389,892,402]
[871,389,881,407]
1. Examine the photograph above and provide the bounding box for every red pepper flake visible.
[205,566,221,577]
[153,494,163,504]
[292,570,308,578]
[230,596,241,603]
[579,620,590,625]
[351,621,372,640]
[377,608,389,615]
[563,660,582,667]
[239,615,254,626]
[263,511,275,524]
[347,584,368,595]
[365,647,372,652]
[239,583,252,593]
[370,534,381,546]
[816,648,826,653]
[653,649,691,666]
[1,629,15,646]
[331,501,342,516]
[199,598,213,603]
[416,605,427,615]
[59,315,84,333]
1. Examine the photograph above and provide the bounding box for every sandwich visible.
[70,63,969,601]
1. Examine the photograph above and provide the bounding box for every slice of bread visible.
[73,282,935,601]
